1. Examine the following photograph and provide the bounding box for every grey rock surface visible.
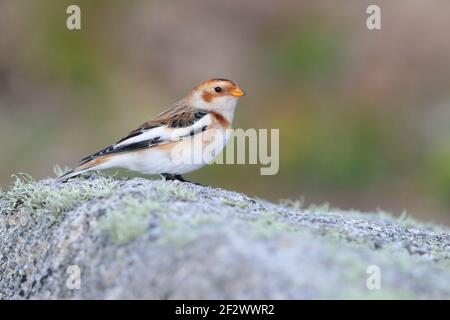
[1,175,449,299]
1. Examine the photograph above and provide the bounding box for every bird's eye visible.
[214,87,222,93]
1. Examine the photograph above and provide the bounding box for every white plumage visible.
[57,79,245,183]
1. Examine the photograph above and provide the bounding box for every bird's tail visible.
[55,168,87,183]
[55,157,108,183]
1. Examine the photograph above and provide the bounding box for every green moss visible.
[376,208,449,233]
[52,164,73,177]
[278,198,304,210]
[158,217,201,247]
[97,196,163,245]
[2,171,196,243]
[154,183,197,201]
[250,216,300,238]
[305,202,331,214]
[158,212,231,246]
[93,181,197,245]
[278,197,334,215]
[219,197,248,209]
[0,173,115,218]
[96,182,196,245]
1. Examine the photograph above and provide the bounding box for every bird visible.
[56,78,246,184]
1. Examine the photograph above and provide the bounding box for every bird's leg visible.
[161,173,177,181]
[161,173,187,182]
[161,173,202,186]
[173,174,187,182]
[174,175,204,186]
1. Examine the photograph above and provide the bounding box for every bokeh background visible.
[1,0,450,225]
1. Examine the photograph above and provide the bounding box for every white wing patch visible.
[114,114,213,148]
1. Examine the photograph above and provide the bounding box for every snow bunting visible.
[57,79,245,183]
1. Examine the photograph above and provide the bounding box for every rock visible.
[0,174,450,299]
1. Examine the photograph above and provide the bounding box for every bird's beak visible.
[230,86,246,97]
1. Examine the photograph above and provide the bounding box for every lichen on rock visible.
[0,173,449,299]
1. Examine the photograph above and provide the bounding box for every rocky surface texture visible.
[1,173,450,299]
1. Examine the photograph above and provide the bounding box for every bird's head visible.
[187,78,245,111]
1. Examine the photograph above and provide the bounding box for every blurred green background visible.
[1,0,450,225]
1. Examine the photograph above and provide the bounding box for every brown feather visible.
[210,111,230,128]
[116,101,207,144]
[202,92,213,103]
[78,101,210,164]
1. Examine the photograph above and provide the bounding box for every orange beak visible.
[230,86,246,97]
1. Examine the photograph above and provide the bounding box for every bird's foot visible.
[161,173,203,186]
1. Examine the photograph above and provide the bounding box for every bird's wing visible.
[79,101,211,165]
